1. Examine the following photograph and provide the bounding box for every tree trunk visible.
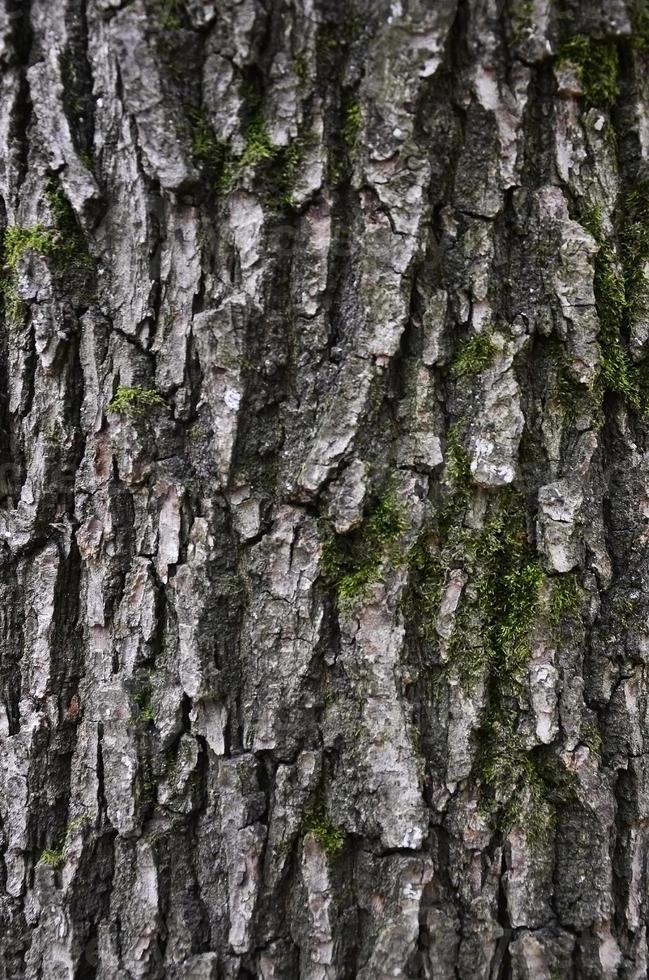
[1,0,648,976]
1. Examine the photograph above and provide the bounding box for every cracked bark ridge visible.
[1,0,649,978]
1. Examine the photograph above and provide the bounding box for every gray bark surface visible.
[1,0,648,976]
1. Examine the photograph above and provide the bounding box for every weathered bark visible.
[2,0,649,976]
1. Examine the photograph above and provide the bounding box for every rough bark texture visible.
[2,0,649,977]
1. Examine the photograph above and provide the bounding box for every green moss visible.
[446,491,544,685]
[148,0,188,73]
[238,117,275,169]
[139,703,156,724]
[322,489,408,607]
[464,512,583,840]
[403,442,589,842]
[342,100,362,149]
[620,179,649,325]
[65,814,89,836]
[406,461,543,688]
[450,330,498,379]
[631,1,649,52]
[109,386,166,419]
[81,148,95,171]
[303,801,345,856]
[403,536,445,644]
[3,226,53,326]
[445,425,472,490]
[190,106,309,205]
[477,721,551,842]
[557,35,620,108]
[316,22,343,56]
[477,720,575,844]
[36,815,89,872]
[551,365,602,423]
[438,424,474,531]
[190,111,223,162]
[44,177,95,290]
[403,482,563,840]
[293,54,309,82]
[510,0,535,45]
[38,848,65,870]
[547,573,583,626]
[2,225,60,328]
[2,177,95,327]
[581,721,602,754]
[579,199,649,412]
[153,0,184,31]
[273,128,315,206]
[189,110,234,194]
[403,442,583,840]
[4,225,57,269]
[132,687,156,725]
[581,204,644,407]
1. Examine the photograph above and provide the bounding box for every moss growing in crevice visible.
[189,108,273,196]
[630,0,649,53]
[109,386,166,419]
[37,847,65,870]
[293,54,309,82]
[467,567,582,835]
[583,203,635,399]
[313,14,363,186]
[190,106,312,206]
[150,0,185,31]
[403,535,445,645]
[450,330,498,379]
[404,430,543,687]
[322,488,408,608]
[2,225,56,326]
[477,718,576,844]
[547,572,583,627]
[189,110,232,194]
[272,127,315,207]
[2,176,94,328]
[440,423,473,530]
[580,201,649,412]
[445,490,544,686]
[551,360,603,424]
[581,720,602,754]
[619,179,649,325]
[342,99,362,150]
[133,688,156,726]
[557,35,620,108]
[4,225,57,269]
[302,800,345,856]
[146,0,192,81]
[236,115,276,173]
[36,815,89,872]
[44,176,95,297]
[402,432,582,841]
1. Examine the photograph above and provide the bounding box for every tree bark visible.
[1,0,648,976]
